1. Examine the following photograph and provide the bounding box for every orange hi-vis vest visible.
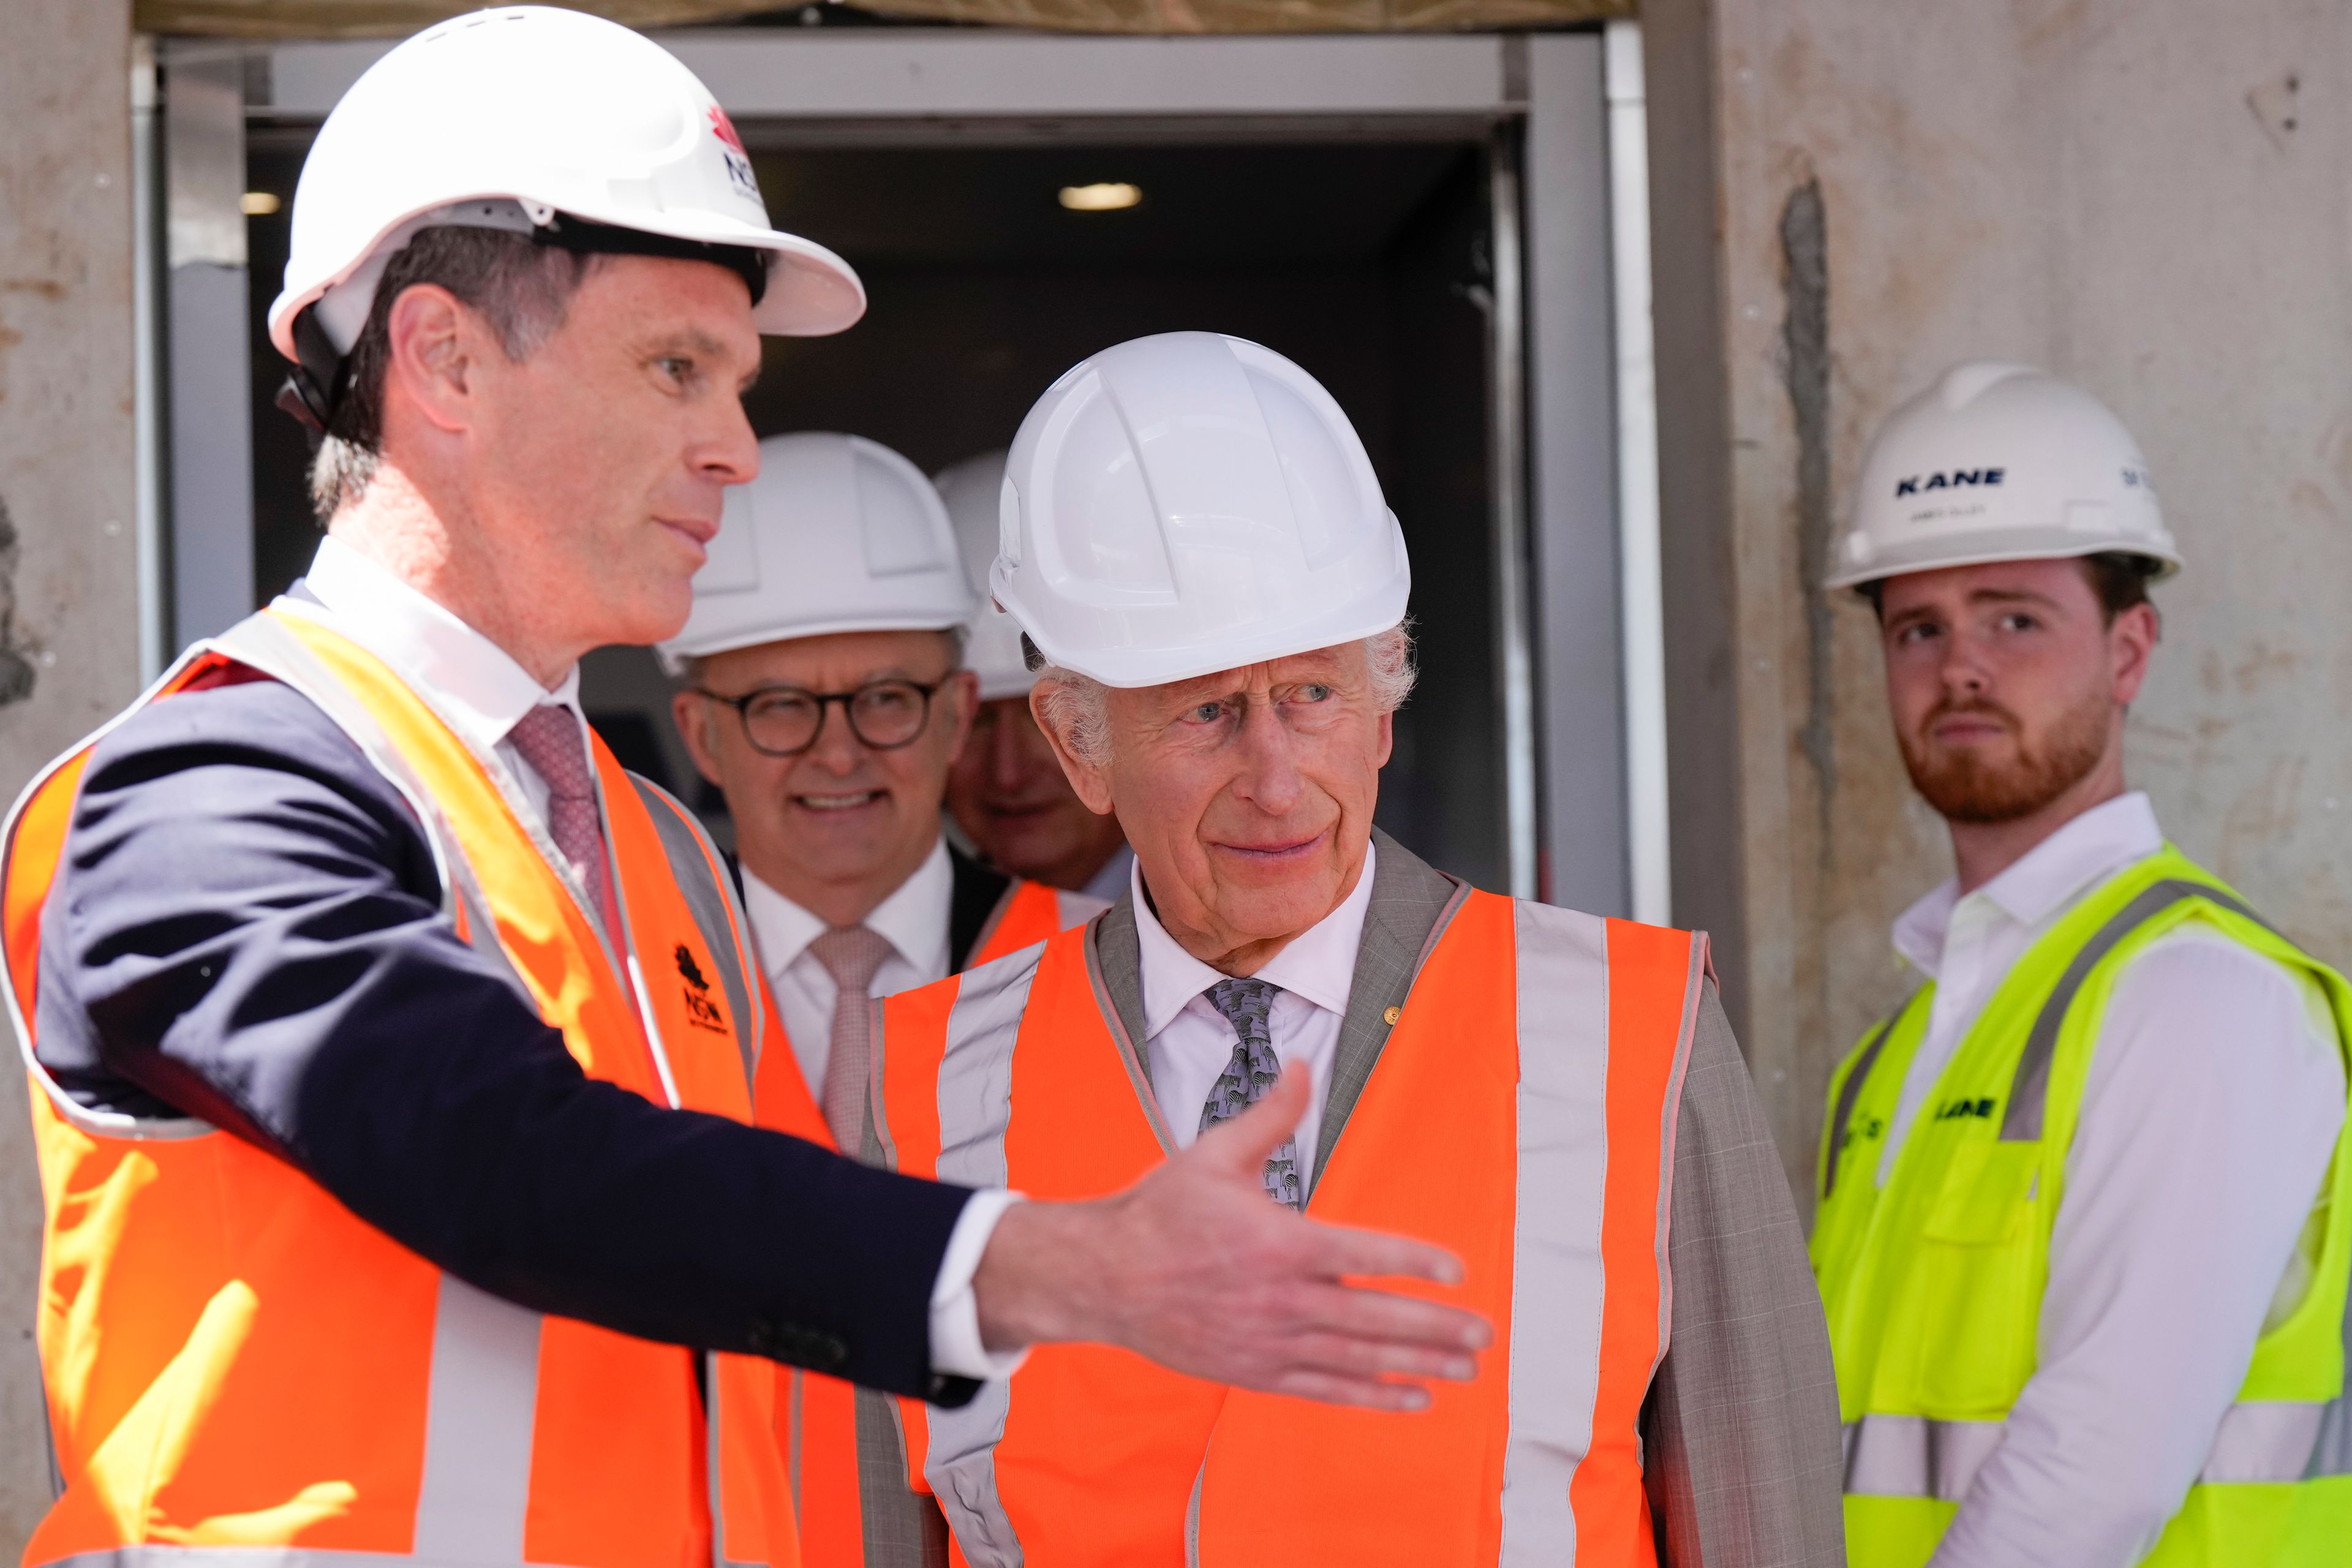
[2,605,800,1568]
[752,878,1098,1568]
[870,886,1708,1566]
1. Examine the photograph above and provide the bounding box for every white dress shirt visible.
[296,537,1015,1382]
[742,839,954,1100]
[1876,793,2345,1568]
[1133,840,1376,1173]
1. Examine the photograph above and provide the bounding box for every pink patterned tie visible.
[505,703,623,941]
[809,925,894,1150]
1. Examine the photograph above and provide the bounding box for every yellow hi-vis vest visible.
[1811,845,2352,1568]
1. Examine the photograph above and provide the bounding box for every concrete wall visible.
[1647,0,2352,1204]
[0,0,141,1547]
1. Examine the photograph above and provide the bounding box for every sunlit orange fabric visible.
[873,895,1692,1566]
[7,611,796,1568]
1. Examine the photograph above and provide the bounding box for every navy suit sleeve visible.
[38,677,981,1404]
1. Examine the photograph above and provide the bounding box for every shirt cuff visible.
[928,1188,1031,1381]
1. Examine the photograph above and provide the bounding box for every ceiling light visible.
[1058,182,1142,213]
[239,191,281,216]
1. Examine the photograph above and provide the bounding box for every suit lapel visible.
[1085,832,1465,1197]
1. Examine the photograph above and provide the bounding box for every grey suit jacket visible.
[865,830,1845,1567]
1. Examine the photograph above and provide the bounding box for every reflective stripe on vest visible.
[1813,849,2352,1568]
[870,891,1705,1565]
[1844,1400,2352,1501]
[4,606,794,1568]
[752,881,1098,1568]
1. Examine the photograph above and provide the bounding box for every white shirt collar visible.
[1134,839,1378,1039]
[300,534,580,753]
[742,835,954,981]
[1891,791,2164,978]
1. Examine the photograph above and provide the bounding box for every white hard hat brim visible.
[266,200,864,363]
[1823,532,2184,594]
[1009,579,1412,692]
[657,609,971,675]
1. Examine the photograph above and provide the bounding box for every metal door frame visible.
[154,26,1641,914]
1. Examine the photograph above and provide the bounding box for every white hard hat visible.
[1827,361,2182,592]
[268,6,864,367]
[657,432,974,674]
[936,450,1032,702]
[996,331,1410,690]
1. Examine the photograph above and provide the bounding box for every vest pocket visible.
[1907,1139,2043,1412]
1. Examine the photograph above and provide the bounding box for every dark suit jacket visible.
[36,674,979,1404]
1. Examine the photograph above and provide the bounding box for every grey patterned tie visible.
[1201,976,1304,1210]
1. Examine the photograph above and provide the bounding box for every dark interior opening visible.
[244,132,1510,891]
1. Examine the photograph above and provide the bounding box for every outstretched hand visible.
[973,1067,1491,1409]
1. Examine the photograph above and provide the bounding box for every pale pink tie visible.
[505,703,622,941]
[809,925,894,1150]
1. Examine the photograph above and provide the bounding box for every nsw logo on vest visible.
[674,943,729,1034]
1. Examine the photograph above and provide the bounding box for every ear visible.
[671,688,726,788]
[2108,601,2160,707]
[1372,707,1394,771]
[381,282,490,437]
[939,669,981,768]
[1031,682,1117,816]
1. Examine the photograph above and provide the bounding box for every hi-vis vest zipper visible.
[1,604,799,1568]
[750,880,1095,1568]
[853,888,1704,1567]
[1812,845,2352,1568]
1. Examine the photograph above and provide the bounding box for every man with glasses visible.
[665,432,1106,1156]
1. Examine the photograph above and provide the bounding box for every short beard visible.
[1899,687,2113,825]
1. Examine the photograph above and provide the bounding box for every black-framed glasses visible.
[695,677,945,758]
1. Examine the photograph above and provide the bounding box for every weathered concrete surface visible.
[1649,0,2352,1207]
[0,0,140,1547]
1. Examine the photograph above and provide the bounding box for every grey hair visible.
[1033,622,1417,769]
[309,226,598,522]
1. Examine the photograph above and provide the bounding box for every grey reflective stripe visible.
[703,1352,761,1568]
[2203,1401,2325,1484]
[628,775,759,1091]
[1822,1009,1904,1198]
[1841,1414,2004,1501]
[2002,878,2275,1141]
[413,1275,541,1562]
[2309,1281,2352,1480]
[1496,901,1618,1565]
[1847,1401,2352,1501]
[916,952,1041,1568]
[1183,1464,1203,1568]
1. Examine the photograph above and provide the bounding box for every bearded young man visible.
[1812,363,2352,1568]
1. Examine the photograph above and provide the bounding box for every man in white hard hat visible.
[936,450,1133,901]
[858,331,1845,1566]
[662,432,1104,1566]
[1811,361,2352,1568]
[0,17,1490,1567]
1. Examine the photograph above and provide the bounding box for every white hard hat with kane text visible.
[1828,361,2181,592]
